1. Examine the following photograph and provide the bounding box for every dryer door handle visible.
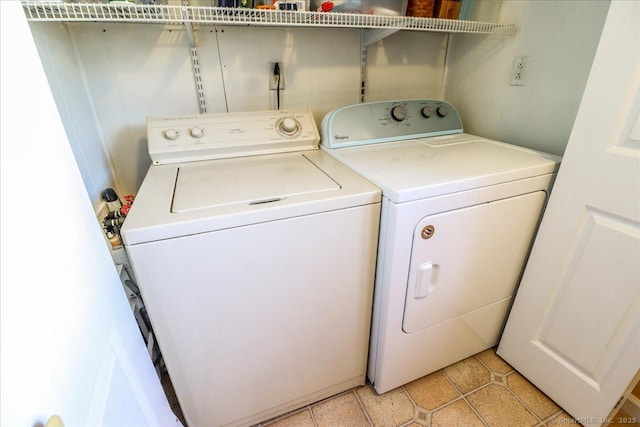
[414,262,439,299]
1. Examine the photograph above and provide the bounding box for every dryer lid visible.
[324,134,561,203]
[172,154,339,213]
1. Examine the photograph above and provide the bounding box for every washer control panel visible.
[147,108,319,165]
[321,100,463,149]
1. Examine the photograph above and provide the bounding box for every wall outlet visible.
[511,56,529,86]
[269,62,284,90]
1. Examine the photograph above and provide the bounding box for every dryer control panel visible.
[147,108,320,165]
[321,100,463,149]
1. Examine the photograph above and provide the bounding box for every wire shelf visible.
[23,2,517,35]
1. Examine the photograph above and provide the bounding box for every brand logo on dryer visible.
[334,135,350,140]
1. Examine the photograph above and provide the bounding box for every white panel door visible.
[0,4,181,426]
[498,1,640,425]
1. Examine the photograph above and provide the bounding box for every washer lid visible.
[172,154,339,212]
[323,134,561,203]
[120,150,381,245]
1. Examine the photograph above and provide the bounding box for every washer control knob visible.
[164,129,179,140]
[437,105,449,118]
[390,105,407,122]
[421,106,434,118]
[278,117,299,135]
[190,127,204,138]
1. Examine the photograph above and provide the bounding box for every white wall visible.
[365,30,447,102]
[445,0,610,156]
[29,20,446,200]
[27,1,610,201]
[31,22,118,210]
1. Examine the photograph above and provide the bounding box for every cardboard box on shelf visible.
[434,0,460,19]
[406,0,435,17]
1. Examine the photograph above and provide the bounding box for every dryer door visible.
[402,191,546,334]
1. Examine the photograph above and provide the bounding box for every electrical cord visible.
[274,62,281,110]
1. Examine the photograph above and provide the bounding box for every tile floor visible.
[161,348,639,427]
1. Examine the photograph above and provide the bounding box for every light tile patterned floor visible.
[162,348,638,427]
[260,348,566,427]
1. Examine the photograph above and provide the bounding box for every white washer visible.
[321,100,561,394]
[121,109,381,427]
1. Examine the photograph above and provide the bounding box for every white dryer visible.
[121,109,381,427]
[321,100,561,394]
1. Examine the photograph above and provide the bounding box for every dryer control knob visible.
[421,106,434,118]
[390,105,407,122]
[437,105,449,117]
[164,129,179,140]
[190,127,204,138]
